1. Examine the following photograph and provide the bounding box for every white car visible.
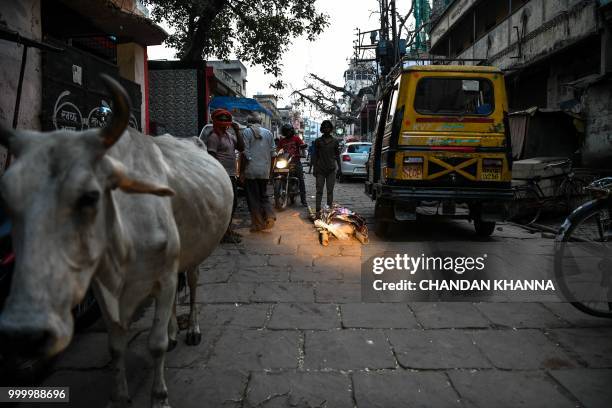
[339,142,372,181]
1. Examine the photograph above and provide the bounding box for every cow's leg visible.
[185,266,201,345]
[167,302,178,351]
[107,324,130,408]
[149,274,177,408]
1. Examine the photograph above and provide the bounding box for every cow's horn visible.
[99,74,131,148]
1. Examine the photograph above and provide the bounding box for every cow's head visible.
[0,75,174,357]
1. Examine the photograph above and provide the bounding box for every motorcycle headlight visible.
[276,159,288,169]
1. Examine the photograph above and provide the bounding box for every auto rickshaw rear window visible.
[414,78,494,116]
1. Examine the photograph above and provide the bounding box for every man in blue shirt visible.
[242,114,276,232]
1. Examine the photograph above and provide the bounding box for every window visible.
[386,79,401,124]
[414,78,494,115]
[347,144,372,153]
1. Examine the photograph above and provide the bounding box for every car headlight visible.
[276,159,288,169]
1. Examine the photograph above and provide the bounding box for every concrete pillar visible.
[117,42,147,132]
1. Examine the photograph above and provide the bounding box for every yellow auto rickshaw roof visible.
[402,64,502,74]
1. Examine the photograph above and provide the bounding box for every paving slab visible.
[549,368,612,408]
[207,329,299,370]
[541,303,612,328]
[315,283,362,303]
[200,304,270,328]
[245,242,298,255]
[341,303,420,329]
[474,302,570,328]
[387,329,491,369]
[353,370,461,408]
[304,329,396,370]
[313,255,361,270]
[267,303,340,330]
[471,329,576,369]
[236,254,269,268]
[548,328,612,368]
[409,302,491,328]
[52,332,110,370]
[199,264,232,283]
[229,266,289,282]
[297,243,341,257]
[131,368,247,408]
[268,254,313,268]
[448,370,576,408]
[197,283,255,303]
[246,371,353,408]
[128,326,223,368]
[290,266,344,281]
[252,282,315,303]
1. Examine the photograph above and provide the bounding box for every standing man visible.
[307,141,315,174]
[206,108,245,243]
[312,120,341,216]
[277,124,308,207]
[242,113,276,232]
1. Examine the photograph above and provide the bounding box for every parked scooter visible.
[272,148,300,210]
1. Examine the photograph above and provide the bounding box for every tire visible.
[273,179,288,210]
[73,289,101,330]
[512,186,542,225]
[555,199,612,318]
[474,219,495,237]
[374,198,393,238]
[338,172,346,183]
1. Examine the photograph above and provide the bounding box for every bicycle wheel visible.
[558,176,589,215]
[512,186,542,225]
[555,199,612,318]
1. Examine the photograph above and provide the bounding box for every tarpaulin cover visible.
[209,96,272,116]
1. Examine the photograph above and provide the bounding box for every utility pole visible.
[390,0,398,64]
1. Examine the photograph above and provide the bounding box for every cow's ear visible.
[103,157,174,197]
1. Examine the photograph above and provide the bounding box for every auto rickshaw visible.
[365,64,513,236]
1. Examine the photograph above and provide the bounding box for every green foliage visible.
[144,0,328,87]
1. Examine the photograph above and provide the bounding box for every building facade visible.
[343,61,377,140]
[0,0,165,136]
[429,0,612,167]
[253,94,281,135]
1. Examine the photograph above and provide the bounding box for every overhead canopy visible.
[209,96,272,117]
[56,0,167,46]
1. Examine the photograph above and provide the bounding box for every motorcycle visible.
[272,149,300,210]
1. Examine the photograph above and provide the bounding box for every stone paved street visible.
[32,173,612,408]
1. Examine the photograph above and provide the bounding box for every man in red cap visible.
[207,108,245,243]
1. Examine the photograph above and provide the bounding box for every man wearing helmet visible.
[206,108,245,243]
[277,124,308,207]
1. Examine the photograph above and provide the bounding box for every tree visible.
[144,0,328,88]
[292,71,375,123]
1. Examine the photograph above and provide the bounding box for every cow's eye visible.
[77,191,100,208]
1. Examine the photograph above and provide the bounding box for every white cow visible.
[0,75,232,407]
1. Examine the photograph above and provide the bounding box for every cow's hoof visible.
[167,338,178,352]
[185,331,202,346]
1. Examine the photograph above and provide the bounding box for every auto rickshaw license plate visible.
[403,164,423,180]
[275,168,289,173]
[482,168,501,181]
